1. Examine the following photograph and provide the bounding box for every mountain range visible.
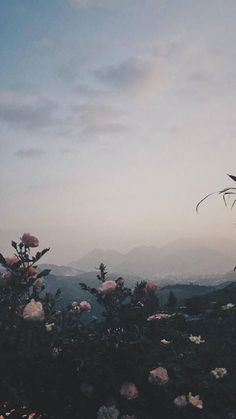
[69,238,236,277]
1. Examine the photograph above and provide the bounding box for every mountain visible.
[70,248,125,272]
[158,283,214,305]
[69,238,236,277]
[39,264,84,277]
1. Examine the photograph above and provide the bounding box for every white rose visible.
[97,405,119,419]
[148,367,169,386]
[46,322,55,332]
[23,299,45,321]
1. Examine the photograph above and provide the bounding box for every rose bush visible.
[0,237,235,418]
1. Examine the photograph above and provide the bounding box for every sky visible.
[1,0,236,264]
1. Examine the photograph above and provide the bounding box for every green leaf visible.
[11,241,17,250]
[228,174,236,182]
[11,260,21,270]
[41,248,50,257]
[0,253,6,267]
[55,288,61,297]
[37,269,51,278]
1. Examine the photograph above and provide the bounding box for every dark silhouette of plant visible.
[167,291,177,309]
[0,234,235,418]
[196,174,236,212]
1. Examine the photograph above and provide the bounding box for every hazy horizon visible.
[1,1,236,266]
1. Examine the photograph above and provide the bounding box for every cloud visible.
[69,0,156,10]
[69,0,126,9]
[36,37,56,51]
[0,92,57,130]
[71,102,128,138]
[72,102,128,139]
[188,70,212,84]
[95,54,174,103]
[73,84,110,98]
[81,122,127,137]
[16,148,46,158]
[95,57,149,89]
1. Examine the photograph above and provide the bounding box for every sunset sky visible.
[1,0,236,263]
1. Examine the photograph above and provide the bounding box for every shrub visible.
[0,235,235,418]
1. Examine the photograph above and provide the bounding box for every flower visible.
[21,233,39,248]
[79,301,91,311]
[98,280,117,295]
[2,271,13,281]
[23,299,45,321]
[116,277,124,287]
[5,257,19,266]
[33,277,44,287]
[148,367,169,386]
[52,347,62,357]
[222,303,235,310]
[80,382,94,398]
[211,367,227,379]
[46,323,55,332]
[160,339,171,345]
[173,395,188,408]
[147,313,172,321]
[145,282,158,293]
[97,405,119,419]
[120,382,139,400]
[189,334,205,344]
[188,392,203,409]
[69,301,80,313]
[27,266,37,276]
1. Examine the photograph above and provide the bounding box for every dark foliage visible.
[0,236,235,418]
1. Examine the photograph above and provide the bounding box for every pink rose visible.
[23,299,45,321]
[21,233,39,248]
[5,257,19,266]
[79,301,91,311]
[27,266,37,276]
[145,282,158,293]
[98,280,117,295]
[120,382,139,400]
[148,367,169,386]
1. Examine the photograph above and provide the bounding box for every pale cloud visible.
[71,102,127,138]
[36,37,56,51]
[74,84,110,99]
[95,57,150,89]
[81,122,128,138]
[72,102,124,122]
[16,148,46,159]
[69,0,139,9]
[95,54,174,103]
[0,92,57,130]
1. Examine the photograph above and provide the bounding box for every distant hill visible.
[159,283,214,305]
[70,248,124,272]
[43,271,143,315]
[39,264,84,277]
[69,238,236,277]
[43,271,229,311]
[194,280,236,307]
